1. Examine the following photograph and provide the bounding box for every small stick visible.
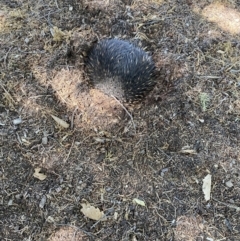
[111,95,136,133]
[213,198,240,212]
[3,46,13,67]
[0,82,16,104]
[71,106,78,129]
[90,208,114,229]
[55,0,59,9]
[64,137,75,163]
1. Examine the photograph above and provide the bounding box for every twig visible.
[55,0,59,9]
[29,95,52,99]
[64,137,75,163]
[157,147,172,159]
[90,208,114,229]
[71,107,78,129]
[196,75,221,79]
[16,132,22,145]
[3,46,13,67]
[0,82,16,104]
[111,95,136,133]
[47,11,54,27]
[213,198,240,212]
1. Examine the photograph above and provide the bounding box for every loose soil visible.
[1,0,240,240]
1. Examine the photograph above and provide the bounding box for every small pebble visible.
[39,195,46,209]
[161,168,169,177]
[42,136,48,145]
[24,37,30,44]
[8,199,13,206]
[225,180,233,188]
[13,118,22,125]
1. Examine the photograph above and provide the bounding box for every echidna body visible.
[86,39,156,102]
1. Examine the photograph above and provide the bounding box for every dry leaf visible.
[133,198,146,207]
[202,174,211,201]
[180,149,197,154]
[50,26,71,42]
[51,115,69,128]
[81,203,106,221]
[33,168,47,180]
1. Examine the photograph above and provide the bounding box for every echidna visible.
[86,39,156,102]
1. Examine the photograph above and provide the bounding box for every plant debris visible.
[202,174,212,201]
[80,203,106,221]
[33,168,47,181]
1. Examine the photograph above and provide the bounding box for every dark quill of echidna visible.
[86,39,156,103]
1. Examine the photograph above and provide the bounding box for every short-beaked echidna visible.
[86,39,156,102]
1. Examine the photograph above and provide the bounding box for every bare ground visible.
[1,0,240,240]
